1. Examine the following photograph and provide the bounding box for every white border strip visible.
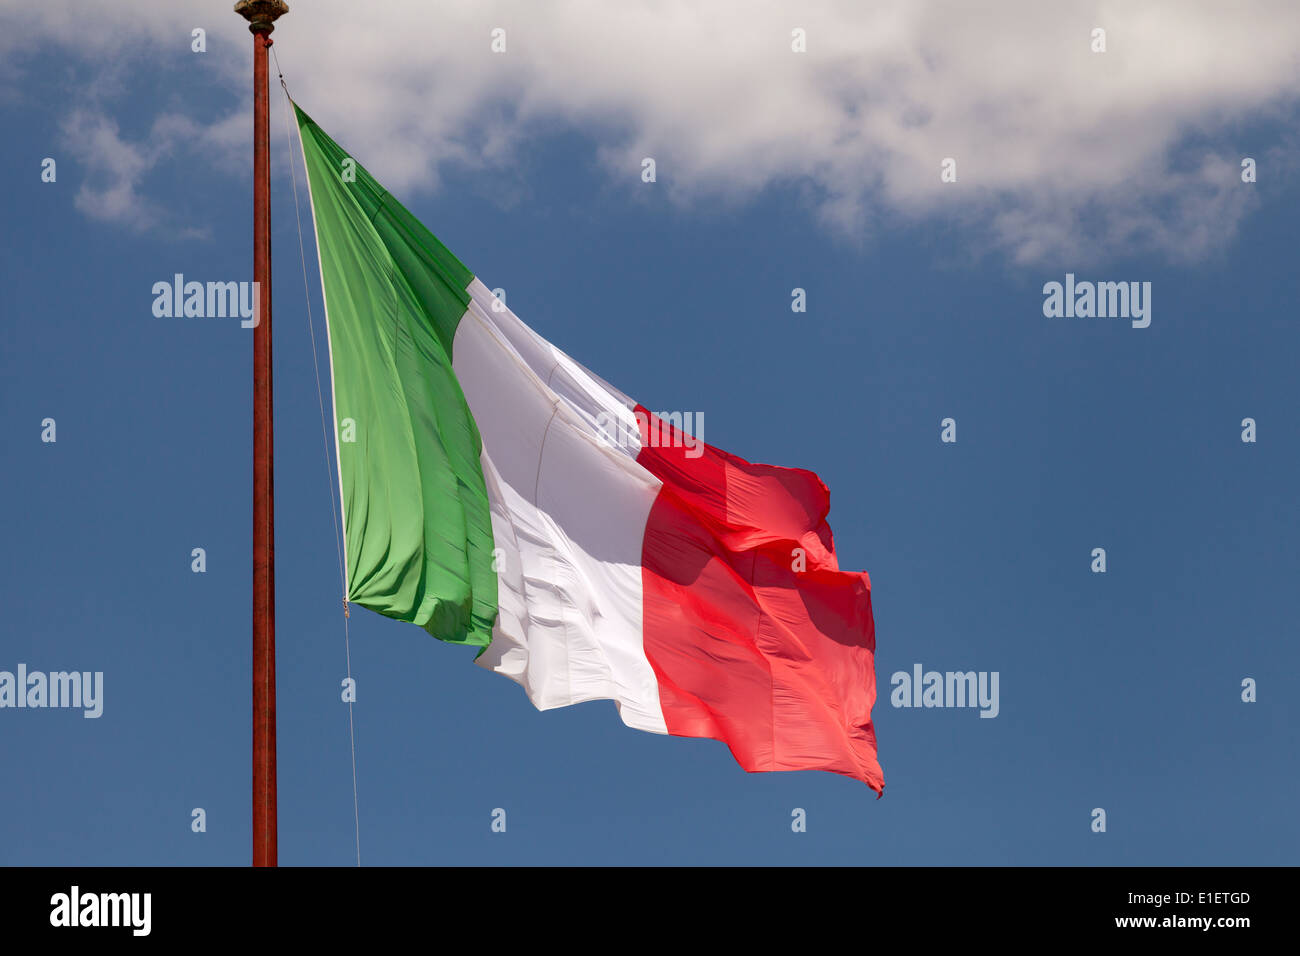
[293,106,351,600]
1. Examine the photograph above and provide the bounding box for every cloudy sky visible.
[2,1,1298,867]
[9,0,1300,261]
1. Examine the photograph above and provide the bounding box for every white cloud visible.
[61,109,169,232]
[58,108,242,236]
[6,0,1299,261]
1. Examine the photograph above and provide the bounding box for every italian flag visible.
[296,105,883,793]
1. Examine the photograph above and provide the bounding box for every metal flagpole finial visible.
[235,0,289,34]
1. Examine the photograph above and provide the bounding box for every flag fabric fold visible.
[295,103,883,792]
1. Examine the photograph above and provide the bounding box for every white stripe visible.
[452,279,667,734]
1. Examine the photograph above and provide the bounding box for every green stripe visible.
[296,104,496,647]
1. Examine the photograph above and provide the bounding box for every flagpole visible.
[236,0,289,868]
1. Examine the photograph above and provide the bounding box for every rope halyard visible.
[274,51,362,867]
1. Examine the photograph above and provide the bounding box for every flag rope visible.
[274,49,362,867]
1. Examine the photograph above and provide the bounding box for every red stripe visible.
[635,407,883,793]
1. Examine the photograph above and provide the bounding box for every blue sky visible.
[2,1,1298,865]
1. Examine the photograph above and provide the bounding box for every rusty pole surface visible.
[236,0,289,869]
